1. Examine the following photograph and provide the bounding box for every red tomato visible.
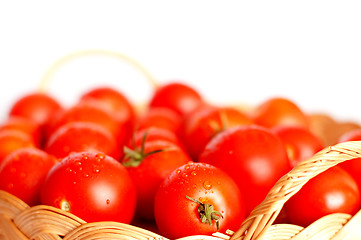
[0,130,35,164]
[45,122,120,160]
[272,125,324,167]
[0,117,42,148]
[182,106,253,160]
[79,86,136,139]
[122,140,191,220]
[252,97,310,129]
[124,127,185,153]
[136,107,182,134]
[0,148,57,206]
[285,166,361,227]
[149,82,204,116]
[46,100,127,146]
[199,125,291,215]
[337,129,361,192]
[41,151,137,223]
[9,92,63,127]
[154,162,245,239]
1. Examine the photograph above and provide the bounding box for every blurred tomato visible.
[285,166,361,227]
[0,148,57,206]
[182,105,253,160]
[272,125,324,167]
[252,97,309,129]
[0,130,35,164]
[149,82,204,116]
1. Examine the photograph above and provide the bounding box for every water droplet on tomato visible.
[93,168,100,173]
[185,165,190,170]
[96,153,106,162]
[83,173,89,178]
[176,169,181,174]
[203,181,212,190]
[193,184,197,188]
[191,171,197,176]
[182,173,189,178]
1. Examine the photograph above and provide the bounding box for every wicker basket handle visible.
[231,140,361,240]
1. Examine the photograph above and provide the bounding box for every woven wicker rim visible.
[1,140,361,240]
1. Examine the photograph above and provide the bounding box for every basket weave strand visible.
[2,143,361,240]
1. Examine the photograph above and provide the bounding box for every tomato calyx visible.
[122,131,167,167]
[186,196,223,230]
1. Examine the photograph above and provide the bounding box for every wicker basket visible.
[1,140,361,240]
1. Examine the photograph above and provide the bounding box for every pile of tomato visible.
[1,82,361,239]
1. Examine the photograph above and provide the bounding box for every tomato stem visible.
[186,196,223,230]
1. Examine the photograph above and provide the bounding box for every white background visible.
[0,1,360,123]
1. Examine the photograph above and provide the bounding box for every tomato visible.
[136,107,182,134]
[45,122,120,160]
[0,130,35,164]
[46,100,127,146]
[337,129,361,192]
[149,82,204,116]
[181,105,253,161]
[124,127,185,153]
[40,151,137,223]
[272,125,324,167]
[285,166,361,227]
[199,125,291,215]
[9,92,63,127]
[0,148,57,206]
[154,162,245,239]
[79,86,136,139]
[122,139,191,220]
[252,97,310,129]
[0,117,42,148]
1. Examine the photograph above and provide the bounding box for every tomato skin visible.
[46,101,127,146]
[272,126,324,167]
[199,125,291,215]
[181,106,253,161]
[0,148,57,206]
[122,140,191,220]
[40,151,137,223]
[337,129,361,192]
[149,82,204,116]
[45,122,120,160]
[0,117,42,148]
[285,166,361,227]
[252,97,309,129]
[0,130,35,164]
[9,92,63,127]
[136,107,182,134]
[154,162,245,239]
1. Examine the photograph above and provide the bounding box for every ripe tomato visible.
[79,86,136,138]
[199,125,291,215]
[45,122,120,160]
[252,97,310,129]
[136,107,182,134]
[272,125,324,167]
[337,129,361,191]
[154,162,245,239]
[0,117,42,148]
[181,105,253,160]
[124,127,185,152]
[122,139,191,220]
[285,166,361,227]
[41,151,137,223]
[149,82,204,116]
[46,100,128,146]
[0,130,35,164]
[9,92,63,127]
[0,148,57,206]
